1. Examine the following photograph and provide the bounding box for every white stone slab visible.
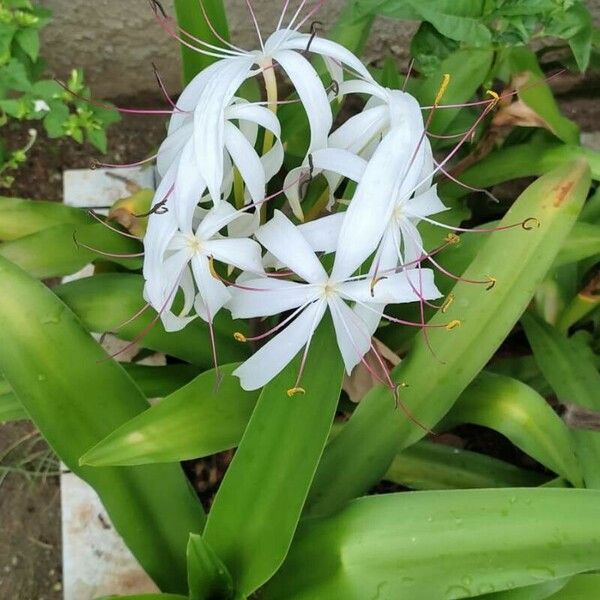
[61,167,161,600]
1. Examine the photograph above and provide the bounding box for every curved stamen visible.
[433,159,500,203]
[88,210,143,240]
[91,154,158,170]
[72,231,144,259]
[152,63,179,110]
[55,78,181,116]
[198,0,246,53]
[244,0,265,51]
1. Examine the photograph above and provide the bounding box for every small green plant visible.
[0,0,119,187]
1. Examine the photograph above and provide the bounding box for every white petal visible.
[227,277,319,318]
[328,296,372,375]
[225,102,282,138]
[332,125,420,281]
[262,138,284,182]
[227,209,260,238]
[339,268,441,304]
[256,210,327,283]
[328,105,389,155]
[173,140,207,232]
[157,120,193,177]
[158,267,198,332]
[193,56,256,202]
[273,49,332,153]
[224,121,265,203]
[297,212,345,254]
[399,219,425,264]
[311,148,367,184]
[233,300,327,391]
[203,238,264,275]
[336,79,388,101]
[191,255,231,322]
[404,185,448,218]
[277,35,374,81]
[195,203,238,240]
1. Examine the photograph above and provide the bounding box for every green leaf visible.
[0,256,205,594]
[553,222,600,267]
[0,196,90,241]
[385,439,547,490]
[307,160,591,517]
[550,574,600,598]
[487,355,552,397]
[54,273,249,367]
[522,312,600,489]
[15,27,39,61]
[86,127,107,153]
[482,577,570,599]
[203,316,344,595]
[440,372,582,486]
[187,534,234,600]
[98,595,188,600]
[508,48,579,145]
[414,47,494,137]
[0,222,142,278]
[121,363,200,399]
[174,0,229,83]
[0,392,27,422]
[43,100,69,138]
[264,489,600,599]
[80,364,258,467]
[0,58,31,92]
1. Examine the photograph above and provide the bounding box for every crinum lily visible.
[228,210,441,392]
[143,200,264,332]
[151,0,374,203]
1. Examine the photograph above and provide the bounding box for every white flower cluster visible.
[143,8,449,392]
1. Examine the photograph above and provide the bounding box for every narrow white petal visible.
[256,210,327,283]
[331,125,419,281]
[193,56,256,202]
[311,148,367,184]
[328,105,388,155]
[273,49,332,153]
[191,255,232,322]
[173,140,207,232]
[224,121,265,203]
[297,212,345,254]
[336,79,388,101]
[227,278,319,318]
[233,300,327,391]
[225,102,282,138]
[404,185,448,218]
[195,203,238,240]
[277,35,374,81]
[329,296,372,375]
[157,120,193,177]
[339,268,441,304]
[203,238,264,274]
[262,139,284,182]
[399,219,425,264]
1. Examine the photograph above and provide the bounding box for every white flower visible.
[156,95,283,228]
[228,210,440,391]
[33,99,50,113]
[143,202,264,330]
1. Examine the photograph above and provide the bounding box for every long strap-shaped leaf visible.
[81,364,258,467]
[440,372,582,486]
[55,273,248,367]
[522,312,600,488]
[203,316,344,595]
[306,160,591,517]
[263,488,600,599]
[0,256,205,593]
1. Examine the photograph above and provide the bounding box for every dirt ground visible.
[0,76,599,599]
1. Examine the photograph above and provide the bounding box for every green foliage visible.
[0,1,119,186]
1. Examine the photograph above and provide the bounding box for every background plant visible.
[0,0,119,187]
[0,1,599,599]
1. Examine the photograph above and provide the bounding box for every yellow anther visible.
[486,89,500,105]
[397,382,409,389]
[434,73,451,106]
[208,256,220,280]
[486,276,497,291]
[522,217,541,230]
[233,332,247,342]
[441,293,455,314]
[287,387,306,397]
[446,319,461,331]
[445,233,461,245]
